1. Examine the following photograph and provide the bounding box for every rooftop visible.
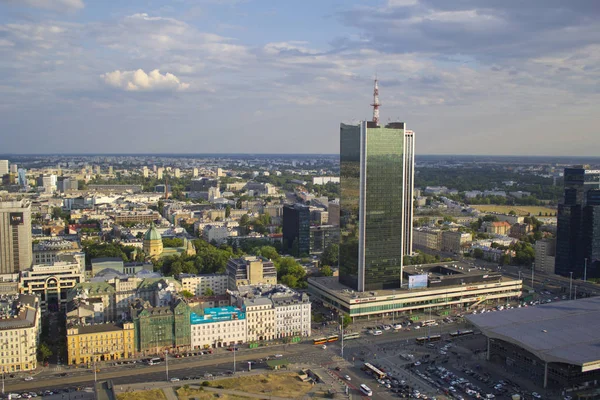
[466,297,600,370]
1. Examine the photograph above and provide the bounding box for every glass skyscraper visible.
[555,167,600,279]
[339,121,415,291]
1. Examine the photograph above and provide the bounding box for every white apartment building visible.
[20,256,85,313]
[179,274,228,296]
[0,294,41,373]
[272,292,311,338]
[190,306,247,349]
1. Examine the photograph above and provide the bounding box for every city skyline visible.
[1,1,599,156]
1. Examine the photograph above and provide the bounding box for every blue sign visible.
[190,306,246,325]
[408,274,428,289]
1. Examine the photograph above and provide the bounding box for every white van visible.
[372,330,383,336]
[393,324,402,330]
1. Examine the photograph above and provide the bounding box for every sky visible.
[0,0,599,155]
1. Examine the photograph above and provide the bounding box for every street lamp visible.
[165,350,169,382]
[584,258,588,282]
[569,272,573,300]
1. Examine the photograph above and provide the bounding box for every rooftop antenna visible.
[371,78,381,126]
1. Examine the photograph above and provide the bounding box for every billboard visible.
[9,212,24,225]
[408,274,428,289]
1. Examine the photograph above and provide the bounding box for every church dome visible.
[144,223,162,241]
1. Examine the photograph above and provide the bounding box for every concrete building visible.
[202,225,232,245]
[88,184,143,193]
[0,294,41,373]
[190,306,246,349]
[312,177,340,185]
[57,176,78,192]
[240,297,276,343]
[0,200,33,275]
[309,262,522,321]
[441,231,472,254]
[113,211,160,224]
[272,291,311,339]
[179,274,229,296]
[142,166,149,178]
[482,221,512,235]
[413,228,443,251]
[66,322,135,366]
[174,168,181,178]
[535,238,556,274]
[226,256,277,290]
[467,297,600,389]
[37,174,57,193]
[91,257,125,276]
[20,255,85,313]
[0,160,8,176]
[33,240,82,266]
[157,167,164,180]
[328,201,340,226]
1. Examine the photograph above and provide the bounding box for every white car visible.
[532,392,542,399]
[24,376,34,381]
[344,375,351,381]
[170,377,180,382]
[322,345,327,349]
[414,361,421,366]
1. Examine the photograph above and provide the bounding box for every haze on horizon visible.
[0,0,598,156]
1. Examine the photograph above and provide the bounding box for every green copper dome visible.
[144,223,162,241]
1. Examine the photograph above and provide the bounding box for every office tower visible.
[338,80,415,292]
[555,167,600,279]
[283,204,311,256]
[0,200,33,274]
[9,164,17,174]
[0,160,8,176]
[17,169,27,187]
[37,174,57,194]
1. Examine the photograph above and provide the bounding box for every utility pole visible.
[584,258,588,282]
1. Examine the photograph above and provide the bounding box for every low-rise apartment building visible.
[226,256,277,290]
[0,294,41,373]
[179,274,228,296]
[66,322,135,366]
[413,228,443,251]
[441,231,472,254]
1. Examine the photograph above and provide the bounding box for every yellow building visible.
[143,223,163,258]
[67,322,135,366]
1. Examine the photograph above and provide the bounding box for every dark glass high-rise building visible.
[283,204,311,256]
[555,167,600,279]
[339,121,415,291]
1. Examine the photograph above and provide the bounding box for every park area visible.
[471,205,556,217]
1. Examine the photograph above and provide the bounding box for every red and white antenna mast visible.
[371,78,381,126]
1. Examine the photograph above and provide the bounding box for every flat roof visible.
[466,297,600,370]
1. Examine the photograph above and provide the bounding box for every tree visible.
[341,314,352,329]
[225,205,231,218]
[320,244,339,267]
[180,290,194,299]
[473,248,484,259]
[38,342,52,361]
[259,246,281,262]
[204,288,215,296]
[321,265,333,277]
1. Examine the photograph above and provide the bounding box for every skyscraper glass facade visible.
[555,167,600,278]
[339,121,408,291]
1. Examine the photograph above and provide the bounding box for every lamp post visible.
[584,259,588,282]
[233,343,236,375]
[339,315,345,359]
[569,272,573,300]
[165,350,169,382]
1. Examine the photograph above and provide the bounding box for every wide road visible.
[6,320,471,394]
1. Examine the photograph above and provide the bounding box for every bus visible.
[313,337,327,345]
[421,319,437,327]
[450,330,474,338]
[416,335,442,344]
[147,357,162,365]
[327,335,339,342]
[362,362,387,380]
[360,384,373,397]
[343,332,360,340]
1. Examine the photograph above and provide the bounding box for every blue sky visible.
[0,0,599,155]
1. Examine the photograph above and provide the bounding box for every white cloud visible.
[101,69,190,92]
[3,0,84,11]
